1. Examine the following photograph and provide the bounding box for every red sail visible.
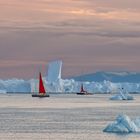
[80,84,85,92]
[39,72,46,94]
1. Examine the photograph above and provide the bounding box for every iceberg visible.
[30,77,140,93]
[0,78,140,94]
[110,94,134,100]
[110,88,134,100]
[0,79,31,93]
[47,60,62,83]
[1,61,140,93]
[103,114,140,133]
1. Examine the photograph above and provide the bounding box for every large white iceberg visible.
[103,114,140,133]
[110,88,134,100]
[47,60,62,83]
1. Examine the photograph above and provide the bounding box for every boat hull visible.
[76,92,92,95]
[32,94,50,98]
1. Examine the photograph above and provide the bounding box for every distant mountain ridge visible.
[71,72,140,83]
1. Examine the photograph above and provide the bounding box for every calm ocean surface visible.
[0,93,139,140]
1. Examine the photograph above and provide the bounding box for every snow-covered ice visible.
[103,114,140,133]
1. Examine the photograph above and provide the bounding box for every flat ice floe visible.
[110,88,134,100]
[110,94,134,100]
[103,114,140,133]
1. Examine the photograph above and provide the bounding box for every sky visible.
[0,0,140,79]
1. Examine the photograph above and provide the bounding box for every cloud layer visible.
[0,0,140,78]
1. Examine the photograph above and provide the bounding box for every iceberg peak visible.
[103,114,140,133]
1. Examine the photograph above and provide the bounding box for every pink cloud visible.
[0,0,140,78]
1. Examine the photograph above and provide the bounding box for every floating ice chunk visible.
[110,94,134,100]
[110,88,134,100]
[103,114,140,133]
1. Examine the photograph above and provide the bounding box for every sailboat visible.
[32,72,50,97]
[76,84,92,95]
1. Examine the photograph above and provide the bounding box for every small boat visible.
[32,72,50,98]
[77,84,92,95]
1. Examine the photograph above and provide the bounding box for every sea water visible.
[0,94,140,140]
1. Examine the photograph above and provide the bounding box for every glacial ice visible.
[103,114,140,133]
[1,77,140,94]
[47,60,62,83]
[29,61,140,93]
[1,60,140,93]
[0,79,31,93]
